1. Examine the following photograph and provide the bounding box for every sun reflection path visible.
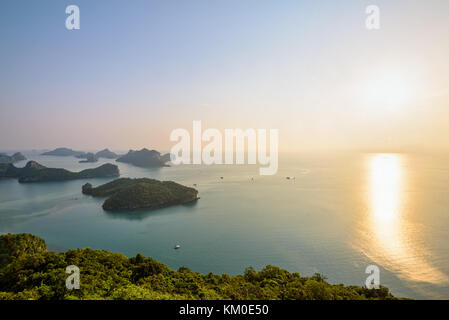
[362,154,448,285]
[370,155,402,223]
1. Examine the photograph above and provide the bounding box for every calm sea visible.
[1,151,448,299]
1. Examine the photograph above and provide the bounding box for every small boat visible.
[220,177,224,180]
[174,244,180,249]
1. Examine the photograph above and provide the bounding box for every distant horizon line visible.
[2,147,449,155]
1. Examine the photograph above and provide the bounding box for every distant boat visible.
[220,177,224,180]
[174,244,180,249]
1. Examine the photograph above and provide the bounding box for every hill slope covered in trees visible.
[0,234,400,300]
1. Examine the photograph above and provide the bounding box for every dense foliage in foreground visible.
[0,234,399,300]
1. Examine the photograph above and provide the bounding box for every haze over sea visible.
[1,151,448,299]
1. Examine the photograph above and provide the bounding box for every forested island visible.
[0,152,26,164]
[40,148,170,167]
[0,233,400,300]
[42,148,118,160]
[78,152,98,163]
[116,148,171,167]
[82,178,199,211]
[41,148,86,157]
[95,148,118,159]
[0,161,119,182]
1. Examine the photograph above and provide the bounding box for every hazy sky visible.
[1,0,449,152]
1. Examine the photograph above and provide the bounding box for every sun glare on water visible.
[359,154,449,290]
[370,154,402,222]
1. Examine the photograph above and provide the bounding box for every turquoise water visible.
[1,152,449,299]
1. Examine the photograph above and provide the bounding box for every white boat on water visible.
[174,244,180,249]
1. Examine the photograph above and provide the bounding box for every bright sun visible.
[362,72,412,110]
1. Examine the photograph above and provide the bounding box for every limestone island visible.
[116,148,171,167]
[82,178,199,211]
[0,152,26,164]
[95,148,119,159]
[41,147,86,157]
[78,152,98,163]
[0,161,119,183]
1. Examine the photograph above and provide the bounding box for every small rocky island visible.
[82,178,199,211]
[116,148,171,167]
[95,148,118,159]
[0,152,26,164]
[78,152,98,163]
[0,161,119,183]
[41,147,86,157]
[43,147,119,160]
